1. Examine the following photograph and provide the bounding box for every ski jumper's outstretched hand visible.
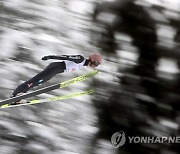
[41,56,48,60]
[42,56,53,60]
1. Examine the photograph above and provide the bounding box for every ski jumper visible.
[12,55,89,97]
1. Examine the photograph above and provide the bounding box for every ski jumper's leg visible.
[12,62,65,97]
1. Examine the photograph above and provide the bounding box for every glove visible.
[42,56,50,61]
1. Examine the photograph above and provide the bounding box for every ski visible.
[0,89,95,109]
[0,70,98,106]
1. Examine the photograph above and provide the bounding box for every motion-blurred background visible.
[0,0,180,154]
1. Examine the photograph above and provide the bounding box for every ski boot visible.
[10,92,28,105]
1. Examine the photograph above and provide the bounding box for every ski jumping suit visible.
[12,55,89,97]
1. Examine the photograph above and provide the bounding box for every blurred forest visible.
[0,0,180,154]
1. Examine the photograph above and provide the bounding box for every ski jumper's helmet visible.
[89,53,102,66]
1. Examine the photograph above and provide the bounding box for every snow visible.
[157,58,179,74]
[69,0,94,14]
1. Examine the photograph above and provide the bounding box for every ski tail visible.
[0,70,98,106]
[0,89,95,109]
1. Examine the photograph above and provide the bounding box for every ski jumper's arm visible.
[42,55,85,63]
[42,55,89,72]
